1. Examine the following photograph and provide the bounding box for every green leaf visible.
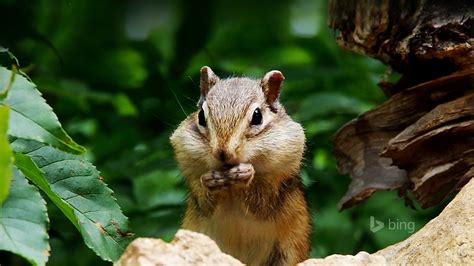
[14,152,79,230]
[113,93,138,117]
[297,92,373,121]
[0,105,13,204]
[312,149,329,170]
[0,67,85,154]
[0,168,50,266]
[12,139,132,262]
[133,169,185,210]
[96,49,148,89]
[0,64,16,99]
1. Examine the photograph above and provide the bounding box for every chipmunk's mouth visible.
[220,163,238,170]
[221,164,234,170]
[217,162,252,172]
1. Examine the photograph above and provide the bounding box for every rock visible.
[300,179,473,265]
[298,251,386,266]
[116,180,473,265]
[115,229,243,266]
[375,178,474,264]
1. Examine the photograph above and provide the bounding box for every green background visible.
[0,0,445,265]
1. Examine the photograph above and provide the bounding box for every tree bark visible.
[329,0,474,209]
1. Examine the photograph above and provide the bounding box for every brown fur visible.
[170,67,310,265]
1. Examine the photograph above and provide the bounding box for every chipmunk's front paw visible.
[225,163,255,187]
[200,164,255,191]
[201,171,228,191]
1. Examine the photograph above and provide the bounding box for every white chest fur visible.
[201,197,277,265]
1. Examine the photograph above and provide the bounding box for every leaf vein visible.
[9,103,82,153]
[49,174,92,186]
[63,192,104,201]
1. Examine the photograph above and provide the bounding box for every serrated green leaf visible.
[0,168,50,266]
[0,64,15,99]
[12,138,132,262]
[0,105,13,204]
[0,67,85,154]
[14,152,79,230]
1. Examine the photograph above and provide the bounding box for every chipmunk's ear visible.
[200,66,219,98]
[261,70,284,106]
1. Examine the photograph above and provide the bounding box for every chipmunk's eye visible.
[198,109,206,127]
[251,108,262,126]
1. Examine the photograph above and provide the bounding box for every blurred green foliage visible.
[0,0,444,265]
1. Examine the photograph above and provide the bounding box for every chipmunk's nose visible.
[218,149,228,162]
[214,148,239,165]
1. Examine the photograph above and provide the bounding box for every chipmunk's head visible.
[171,66,305,179]
[196,66,287,166]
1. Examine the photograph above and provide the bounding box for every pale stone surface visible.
[298,251,386,266]
[375,178,473,265]
[116,180,472,266]
[115,229,243,266]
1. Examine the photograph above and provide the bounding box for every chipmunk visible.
[170,66,310,265]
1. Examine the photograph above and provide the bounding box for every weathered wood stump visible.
[329,0,474,209]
